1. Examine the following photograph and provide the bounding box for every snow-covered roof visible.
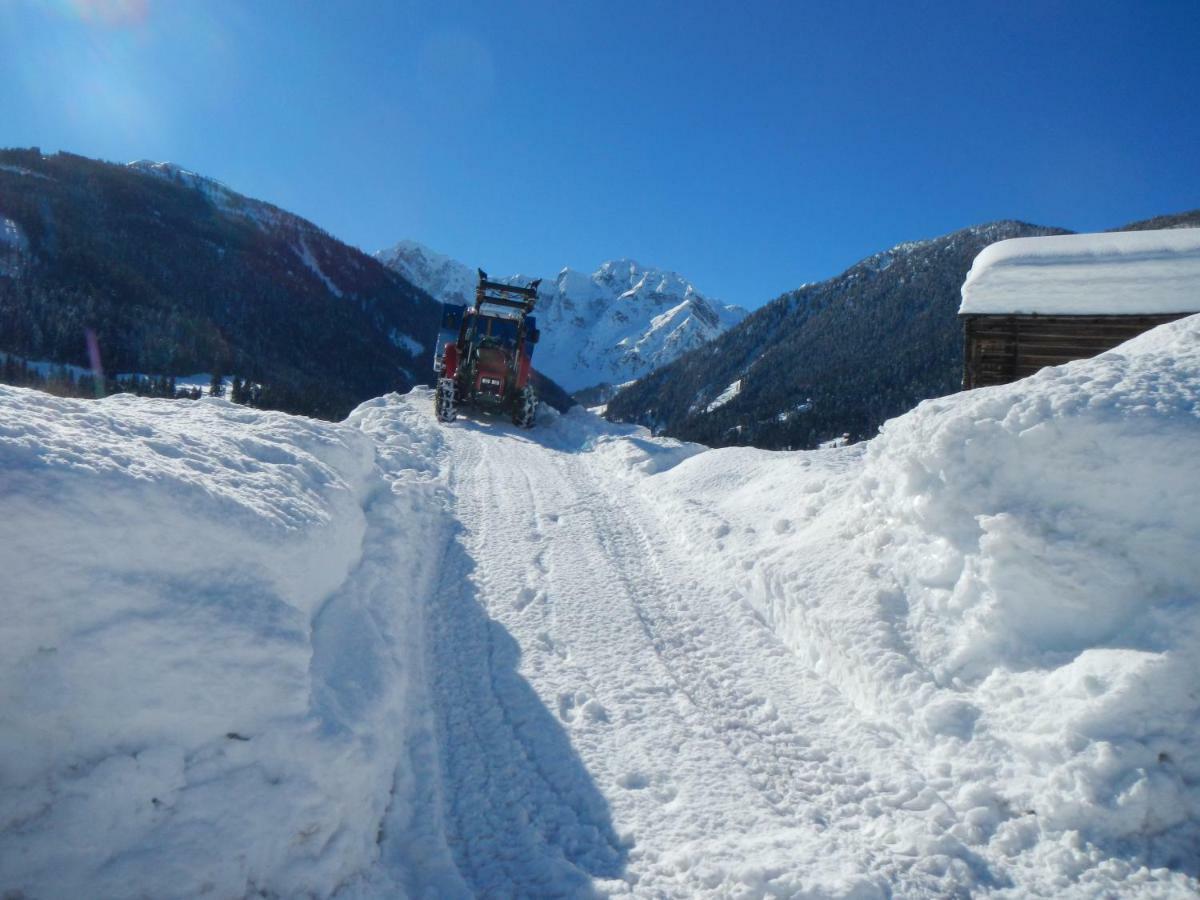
[960,227,1200,315]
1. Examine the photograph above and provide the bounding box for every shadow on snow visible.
[428,520,628,896]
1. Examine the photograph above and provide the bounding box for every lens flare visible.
[85,328,106,398]
[68,0,150,27]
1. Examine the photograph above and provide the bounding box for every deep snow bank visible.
[0,390,446,898]
[862,315,1200,855]
[637,315,1200,892]
[867,316,1200,683]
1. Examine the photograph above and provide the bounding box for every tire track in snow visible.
[423,403,986,896]
[433,422,786,895]
[577,459,993,894]
[555,437,992,893]
[562,467,928,885]
[426,429,626,898]
[449,422,882,890]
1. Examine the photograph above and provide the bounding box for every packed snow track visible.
[3,316,1200,898]
[409,410,976,897]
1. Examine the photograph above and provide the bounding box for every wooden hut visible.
[959,228,1200,389]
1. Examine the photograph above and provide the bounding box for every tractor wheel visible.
[512,385,536,428]
[435,378,458,423]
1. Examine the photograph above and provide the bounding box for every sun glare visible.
[66,0,149,27]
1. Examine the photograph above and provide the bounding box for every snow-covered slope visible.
[0,392,451,898]
[0,216,29,278]
[376,240,747,393]
[127,160,355,300]
[2,315,1199,897]
[375,240,478,307]
[636,317,1200,892]
[127,160,298,234]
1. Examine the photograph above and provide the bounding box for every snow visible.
[295,235,343,297]
[0,393,400,897]
[109,372,249,394]
[960,228,1200,315]
[0,352,90,380]
[127,160,293,234]
[0,163,50,180]
[3,314,1199,897]
[170,372,228,393]
[0,216,29,278]
[705,378,742,413]
[376,240,478,307]
[388,329,426,357]
[0,365,254,397]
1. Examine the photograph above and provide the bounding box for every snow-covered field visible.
[2,317,1199,897]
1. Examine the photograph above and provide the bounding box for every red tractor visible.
[433,270,542,427]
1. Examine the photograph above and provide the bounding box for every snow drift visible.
[862,316,1200,854]
[642,314,1200,892]
[0,391,450,898]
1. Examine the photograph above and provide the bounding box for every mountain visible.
[1113,209,1200,232]
[0,148,440,418]
[377,240,748,394]
[605,213,1200,450]
[376,239,478,306]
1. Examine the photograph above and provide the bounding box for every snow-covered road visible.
[4,315,1200,898]
[408,408,965,897]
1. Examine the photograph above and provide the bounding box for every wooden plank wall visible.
[961,313,1190,389]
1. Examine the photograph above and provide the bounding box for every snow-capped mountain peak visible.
[375,239,477,306]
[377,240,747,393]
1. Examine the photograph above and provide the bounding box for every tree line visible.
[1,352,273,407]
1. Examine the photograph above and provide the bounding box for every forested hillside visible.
[0,149,440,418]
[606,212,1200,449]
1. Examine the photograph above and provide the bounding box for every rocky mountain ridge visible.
[377,240,747,393]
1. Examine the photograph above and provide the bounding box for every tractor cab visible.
[473,313,520,350]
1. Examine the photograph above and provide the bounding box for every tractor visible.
[433,270,542,427]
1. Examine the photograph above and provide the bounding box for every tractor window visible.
[483,316,519,348]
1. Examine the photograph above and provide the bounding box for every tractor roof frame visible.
[475,268,540,316]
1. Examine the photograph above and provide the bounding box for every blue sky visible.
[2,0,1198,308]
